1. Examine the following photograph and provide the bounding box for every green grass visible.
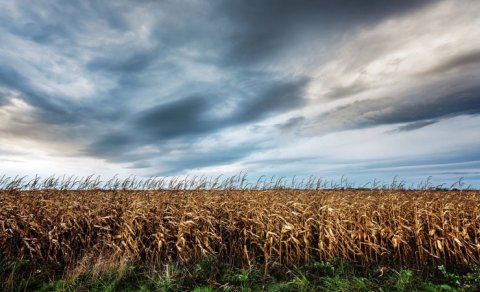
[2,258,480,291]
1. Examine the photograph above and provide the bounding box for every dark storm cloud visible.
[231,77,309,123]
[87,77,308,164]
[134,94,214,139]
[221,0,434,65]
[134,76,307,138]
[370,89,480,124]
[87,133,134,157]
[315,86,480,132]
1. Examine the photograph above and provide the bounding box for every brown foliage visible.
[1,189,480,271]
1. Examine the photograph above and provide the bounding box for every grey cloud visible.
[0,63,122,129]
[87,77,308,164]
[85,1,226,77]
[360,152,480,172]
[2,1,130,46]
[232,77,309,123]
[0,1,219,146]
[276,117,306,131]
[17,23,68,45]
[369,89,480,124]
[133,94,215,140]
[0,64,131,149]
[127,161,153,169]
[87,50,158,75]
[155,145,257,175]
[221,0,435,65]
[91,135,258,175]
[0,90,9,106]
[395,120,437,132]
[424,50,480,76]
[326,82,368,99]
[0,65,77,124]
[315,86,480,132]
[87,133,135,158]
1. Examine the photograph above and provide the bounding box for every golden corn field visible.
[1,188,480,273]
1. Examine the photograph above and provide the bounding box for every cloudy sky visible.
[1,0,479,186]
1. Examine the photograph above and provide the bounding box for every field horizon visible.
[0,173,476,191]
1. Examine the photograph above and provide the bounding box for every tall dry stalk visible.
[1,189,479,272]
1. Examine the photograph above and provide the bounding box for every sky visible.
[0,0,479,187]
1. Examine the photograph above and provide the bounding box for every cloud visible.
[0,88,10,106]
[423,49,480,76]
[237,115,480,184]
[325,82,369,99]
[276,117,306,132]
[134,94,214,140]
[86,76,308,167]
[305,0,480,107]
[221,0,435,66]
[87,50,158,75]
[154,144,259,175]
[1,1,131,45]
[311,86,480,133]
[231,77,309,123]
[0,0,479,184]
[395,120,437,132]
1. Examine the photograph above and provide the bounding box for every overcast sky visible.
[1,0,479,186]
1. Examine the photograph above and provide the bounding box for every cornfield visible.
[1,187,480,273]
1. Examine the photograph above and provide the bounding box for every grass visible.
[4,258,479,291]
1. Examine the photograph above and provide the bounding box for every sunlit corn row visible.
[1,189,479,270]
